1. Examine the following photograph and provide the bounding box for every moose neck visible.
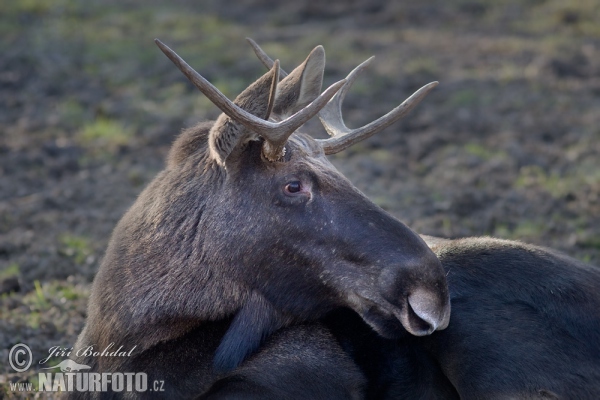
[80,126,254,360]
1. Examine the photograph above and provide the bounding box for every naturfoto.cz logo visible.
[7,343,165,394]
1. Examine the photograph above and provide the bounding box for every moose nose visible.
[403,287,451,335]
[378,256,451,336]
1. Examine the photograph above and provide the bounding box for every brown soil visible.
[1,0,599,395]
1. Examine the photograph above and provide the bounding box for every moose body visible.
[205,237,600,399]
[330,237,600,399]
[70,40,450,398]
[424,237,600,399]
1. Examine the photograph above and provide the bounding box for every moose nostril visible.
[406,301,436,335]
[377,258,451,335]
[404,287,450,335]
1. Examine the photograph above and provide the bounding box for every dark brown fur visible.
[240,237,600,399]
[71,47,450,398]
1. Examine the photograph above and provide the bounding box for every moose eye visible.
[284,181,302,194]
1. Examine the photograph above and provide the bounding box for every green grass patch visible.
[492,220,546,241]
[578,236,600,250]
[515,164,600,199]
[2,280,88,335]
[513,0,600,38]
[2,0,62,15]
[464,142,507,161]
[448,89,479,108]
[404,57,439,78]
[59,98,89,129]
[512,220,546,240]
[79,118,134,151]
[58,234,93,266]
[515,165,564,197]
[34,280,49,308]
[0,263,20,279]
[370,149,393,164]
[52,281,85,303]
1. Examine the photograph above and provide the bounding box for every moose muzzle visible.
[377,255,451,336]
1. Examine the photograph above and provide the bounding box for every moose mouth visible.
[348,291,450,339]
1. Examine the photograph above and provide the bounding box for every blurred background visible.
[1,0,599,393]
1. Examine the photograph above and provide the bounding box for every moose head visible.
[81,38,451,373]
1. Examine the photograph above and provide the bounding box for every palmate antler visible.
[247,38,438,155]
[155,39,346,161]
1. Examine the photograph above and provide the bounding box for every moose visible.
[70,38,451,398]
[200,42,600,399]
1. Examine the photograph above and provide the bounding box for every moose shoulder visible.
[71,39,450,398]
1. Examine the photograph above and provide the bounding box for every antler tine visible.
[317,56,374,138]
[245,39,438,156]
[155,39,346,160]
[246,38,289,78]
[317,58,438,155]
[264,58,280,121]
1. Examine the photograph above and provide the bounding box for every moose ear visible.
[208,62,279,166]
[272,46,325,119]
[213,292,284,373]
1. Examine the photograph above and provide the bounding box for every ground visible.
[1,0,599,397]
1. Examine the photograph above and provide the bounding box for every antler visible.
[316,61,438,154]
[155,39,346,161]
[246,38,438,155]
[247,38,289,79]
